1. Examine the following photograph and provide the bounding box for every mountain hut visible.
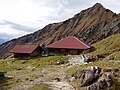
[46,36,91,55]
[10,45,43,59]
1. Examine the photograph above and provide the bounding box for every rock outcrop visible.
[0,3,120,59]
[86,72,113,90]
[74,66,113,90]
[80,66,101,87]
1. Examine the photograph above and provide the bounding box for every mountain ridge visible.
[0,3,120,59]
[0,39,7,45]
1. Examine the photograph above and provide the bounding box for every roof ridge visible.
[73,37,90,48]
[46,37,68,47]
[46,36,91,49]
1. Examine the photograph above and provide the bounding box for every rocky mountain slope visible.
[0,3,120,59]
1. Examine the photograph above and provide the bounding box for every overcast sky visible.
[0,0,120,40]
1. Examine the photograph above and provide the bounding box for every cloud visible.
[2,20,36,32]
[59,0,92,10]
[0,20,36,40]
[0,32,20,40]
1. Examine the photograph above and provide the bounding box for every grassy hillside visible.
[0,56,69,72]
[90,34,120,60]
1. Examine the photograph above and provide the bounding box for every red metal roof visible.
[46,36,91,49]
[10,45,39,54]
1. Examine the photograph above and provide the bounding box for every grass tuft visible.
[26,83,51,90]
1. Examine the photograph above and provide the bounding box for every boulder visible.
[86,72,113,90]
[80,66,101,86]
[78,66,113,90]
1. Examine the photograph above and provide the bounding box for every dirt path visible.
[7,65,75,90]
[44,81,75,90]
[43,65,75,90]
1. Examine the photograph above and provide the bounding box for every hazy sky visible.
[0,0,120,40]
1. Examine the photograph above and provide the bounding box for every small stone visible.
[69,77,75,82]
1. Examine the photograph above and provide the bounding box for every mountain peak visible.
[93,3,104,8]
